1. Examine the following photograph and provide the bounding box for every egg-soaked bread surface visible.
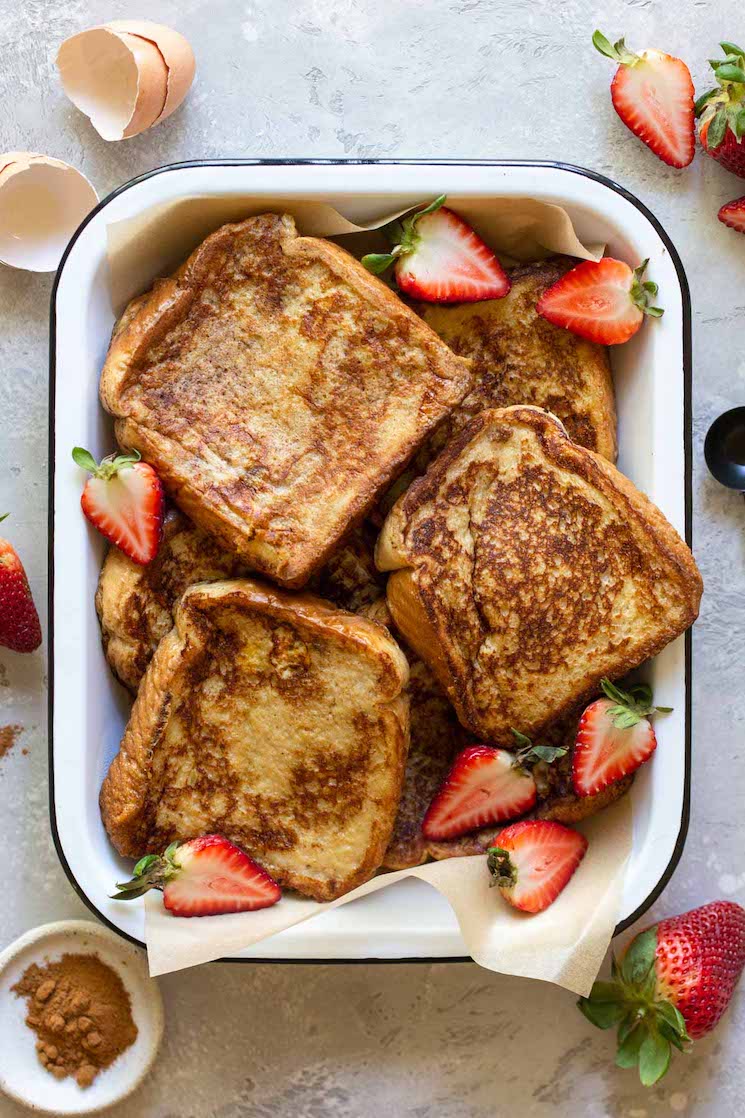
[100,213,472,587]
[99,579,410,902]
[378,405,702,745]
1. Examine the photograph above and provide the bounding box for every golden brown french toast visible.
[417,257,617,462]
[96,508,247,692]
[377,405,702,745]
[100,213,472,588]
[100,579,410,902]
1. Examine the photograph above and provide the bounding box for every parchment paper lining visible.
[105,192,625,989]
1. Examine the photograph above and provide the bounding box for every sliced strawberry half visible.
[719,196,745,233]
[421,744,537,841]
[593,32,695,168]
[362,195,510,303]
[0,514,42,653]
[536,257,663,345]
[487,820,588,914]
[112,834,282,917]
[573,678,672,797]
[73,446,164,565]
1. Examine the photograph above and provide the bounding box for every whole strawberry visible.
[0,515,42,653]
[578,901,745,1085]
[697,42,745,179]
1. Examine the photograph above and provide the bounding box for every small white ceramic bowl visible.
[0,920,163,1114]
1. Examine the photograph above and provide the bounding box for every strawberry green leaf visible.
[511,728,533,750]
[413,194,447,220]
[638,1030,671,1086]
[592,31,638,66]
[586,980,624,1003]
[655,1001,690,1041]
[0,513,8,525]
[610,708,643,729]
[109,451,142,473]
[708,108,729,149]
[592,30,620,61]
[715,63,745,84]
[658,1021,687,1052]
[510,728,566,767]
[618,1012,643,1045]
[361,252,397,276]
[71,446,99,475]
[577,995,626,1030]
[133,853,160,877]
[736,108,745,139]
[694,88,720,116]
[720,41,745,59]
[530,744,568,763]
[621,927,658,986]
[616,1024,645,1068]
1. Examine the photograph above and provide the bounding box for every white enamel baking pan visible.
[49,161,693,960]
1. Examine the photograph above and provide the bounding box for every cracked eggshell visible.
[107,21,196,125]
[56,22,194,141]
[0,153,98,272]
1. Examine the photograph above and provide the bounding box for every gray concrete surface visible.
[1,1,744,1115]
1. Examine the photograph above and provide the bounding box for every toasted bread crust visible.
[96,509,247,692]
[100,214,471,587]
[378,405,702,743]
[100,579,410,901]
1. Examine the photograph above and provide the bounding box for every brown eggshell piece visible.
[106,20,196,124]
[56,27,168,141]
[0,153,98,271]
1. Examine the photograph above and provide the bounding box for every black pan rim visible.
[47,158,693,962]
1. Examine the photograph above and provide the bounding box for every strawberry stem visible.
[111,840,182,901]
[630,261,664,319]
[510,728,567,768]
[72,445,142,480]
[361,195,447,279]
[600,677,672,728]
[486,846,517,888]
[592,31,639,67]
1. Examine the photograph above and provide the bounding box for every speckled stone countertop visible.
[1,2,744,1115]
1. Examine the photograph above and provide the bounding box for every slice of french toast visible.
[100,578,410,902]
[100,213,472,587]
[378,405,702,744]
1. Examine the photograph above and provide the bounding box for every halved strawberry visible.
[0,515,42,653]
[573,678,672,797]
[718,196,745,233]
[362,195,510,303]
[593,31,695,168]
[421,742,538,841]
[536,257,663,345]
[73,446,164,565]
[487,820,588,914]
[112,834,282,917]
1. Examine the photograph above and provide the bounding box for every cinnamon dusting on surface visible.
[12,953,138,1088]
[0,723,22,761]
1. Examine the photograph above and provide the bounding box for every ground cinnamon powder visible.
[0,723,22,761]
[12,953,138,1088]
